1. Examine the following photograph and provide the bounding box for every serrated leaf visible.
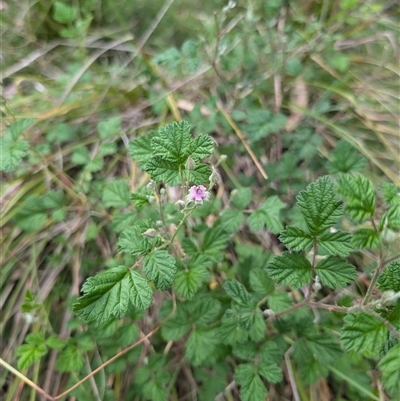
[46,123,76,143]
[14,196,47,232]
[185,163,211,185]
[188,296,221,325]
[73,266,153,323]
[234,364,268,401]
[161,302,191,341]
[142,378,168,401]
[143,251,177,291]
[223,279,252,307]
[249,269,275,296]
[380,182,400,206]
[0,137,30,172]
[337,173,376,222]
[173,265,208,299]
[46,336,66,350]
[6,118,34,140]
[248,196,284,234]
[56,344,84,372]
[380,205,400,231]
[185,328,219,366]
[266,253,312,289]
[111,212,137,233]
[378,261,400,292]
[318,231,353,256]
[230,187,252,209]
[130,192,149,209]
[99,142,117,156]
[17,333,47,369]
[315,256,357,288]
[98,116,121,139]
[85,156,103,172]
[151,120,192,163]
[71,147,90,165]
[220,209,244,233]
[297,176,343,235]
[43,191,64,209]
[258,362,283,383]
[352,228,380,249]
[102,180,130,208]
[145,157,181,184]
[341,311,388,355]
[201,225,229,262]
[53,1,77,24]
[117,226,153,256]
[129,133,155,167]
[268,290,292,312]
[280,227,314,251]
[327,140,366,173]
[378,343,400,398]
[189,134,214,160]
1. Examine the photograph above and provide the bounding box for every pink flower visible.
[186,185,210,205]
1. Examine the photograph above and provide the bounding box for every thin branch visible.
[284,347,301,401]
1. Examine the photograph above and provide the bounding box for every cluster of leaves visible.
[11,118,400,401]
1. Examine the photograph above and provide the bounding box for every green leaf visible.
[73,266,153,323]
[151,120,192,163]
[14,196,47,232]
[380,205,400,231]
[352,228,380,249]
[0,137,30,172]
[337,173,376,222]
[230,187,252,209]
[71,147,90,165]
[99,142,117,156]
[341,311,388,356]
[56,344,84,372]
[43,191,64,209]
[145,157,181,184]
[249,269,274,296]
[248,196,284,234]
[142,378,168,401]
[244,109,286,141]
[53,1,78,24]
[129,133,155,167]
[315,256,357,288]
[188,296,221,325]
[6,119,34,140]
[85,156,103,172]
[201,225,229,262]
[98,116,121,139]
[161,302,191,341]
[258,362,283,383]
[173,264,208,299]
[297,176,343,235]
[117,226,153,256]
[143,251,177,291]
[46,336,66,350]
[378,343,400,398]
[111,212,137,233]
[189,134,214,160]
[279,227,314,251]
[378,261,400,292]
[380,182,400,206]
[268,290,292,312]
[102,180,130,208]
[234,364,268,401]
[318,231,353,256]
[185,163,211,184]
[285,57,303,76]
[266,253,312,289]
[223,279,252,307]
[327,140,365,173]
[130,192,149,209]
[220,209,244,233]
[46,123,76,143]
[17,333,47,369]
[185,328,219,366]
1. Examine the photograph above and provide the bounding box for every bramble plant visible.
[2,118,399,401]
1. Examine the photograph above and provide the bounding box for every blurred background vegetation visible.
[1,0,399,400]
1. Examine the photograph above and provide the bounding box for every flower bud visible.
[146,180,155,191]
[175,200,185,211]
[147,195,155,203]
[209,166,220,185]
[185,156,196,171]
[160,188,166,196]
[142,228,157,238]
